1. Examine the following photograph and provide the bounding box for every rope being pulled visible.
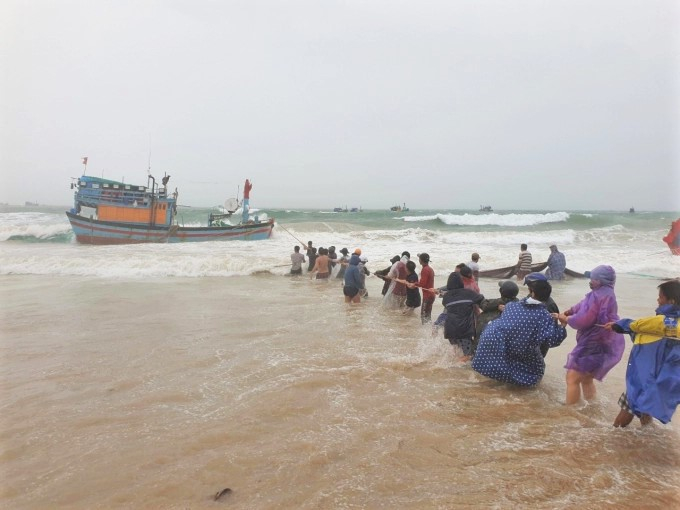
[277,223,307,248]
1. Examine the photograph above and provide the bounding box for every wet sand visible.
[1,273,678,509]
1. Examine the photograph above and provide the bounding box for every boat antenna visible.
[147,133,152,175]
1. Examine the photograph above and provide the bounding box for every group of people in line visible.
[289,241,680,428]
[290,242,372,302]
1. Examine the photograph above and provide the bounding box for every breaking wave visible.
[399,212,570,227]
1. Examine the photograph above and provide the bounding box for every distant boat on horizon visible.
[24,201,39,207]
[390,203,409,212]
[629,206,635,213]
[479,205,493,212]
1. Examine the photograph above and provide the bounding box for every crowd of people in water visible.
[289,240,680,429]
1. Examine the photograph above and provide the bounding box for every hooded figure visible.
[564,265,625,380]
[472,286,567,387]
[343,254,364,302]
[545,245,566,280]
[441,272,485,357]
[383,252,409,308]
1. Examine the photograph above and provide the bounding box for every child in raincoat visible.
[607,280,680,427]
[555,265,625,404]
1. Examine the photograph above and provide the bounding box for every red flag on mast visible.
[82,157,88,165]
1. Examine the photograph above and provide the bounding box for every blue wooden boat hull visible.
[66,212,274,244]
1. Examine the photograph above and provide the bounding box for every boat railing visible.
[75,182,173,208]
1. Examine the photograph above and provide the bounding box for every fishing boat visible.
[333,206,348,213]
[390,203,409,212]
[478,262,587,279]
[65,175,274,244]
[479,205,493,212]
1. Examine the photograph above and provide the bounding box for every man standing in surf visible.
[516,243,532,280]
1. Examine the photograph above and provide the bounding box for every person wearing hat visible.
[415,253,435,324]
[335,248,350,279]
[477,280,520,335]
[545,245,566,281]
[524,272,560,357]
[468,253,481,281]
[472,279,567,387]
[524,273,559,313]
[375,255,401,296]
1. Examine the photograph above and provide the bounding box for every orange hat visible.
[354,248,362,255]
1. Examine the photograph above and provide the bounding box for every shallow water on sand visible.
[1,273,678,509]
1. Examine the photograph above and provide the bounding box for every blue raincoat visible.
[614,304,680,424]
[472,298,567,387]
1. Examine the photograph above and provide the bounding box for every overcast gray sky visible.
[1,0,678,210]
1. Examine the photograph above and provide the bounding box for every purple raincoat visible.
[564,265,625,380]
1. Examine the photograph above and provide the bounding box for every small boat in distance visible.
[390,203,409,212]
[333,206,348,213]
[66,174,274,244]
[479,205,493,212]
[629,207,635,213]
[24,201,39,207]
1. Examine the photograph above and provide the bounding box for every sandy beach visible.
[1,272,678,509]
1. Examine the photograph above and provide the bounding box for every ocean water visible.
[1,205,680,509]
[1,205,678,279]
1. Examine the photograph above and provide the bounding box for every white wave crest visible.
[400,212,570,227]
[0,212,72,241]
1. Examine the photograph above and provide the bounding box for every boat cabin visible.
[71,175,176,227]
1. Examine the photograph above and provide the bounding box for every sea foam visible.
[399,211,570,227]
